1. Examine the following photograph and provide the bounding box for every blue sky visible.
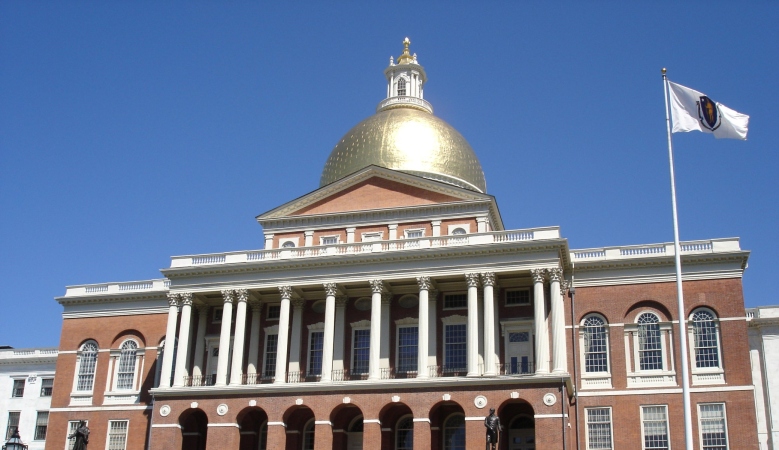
[1,3,777,348]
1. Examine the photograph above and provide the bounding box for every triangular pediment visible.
[258,166,493,220]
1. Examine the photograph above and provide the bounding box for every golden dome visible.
[320,108,487,192]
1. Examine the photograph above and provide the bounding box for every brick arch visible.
[429,400,466,450]
[577,309,610,324]
[237,407,268,450]
[688,304,722,318]
[111,329,146,348]
[378,402,413,450]
[178,408,208,450]
[624,300,674,322]
[282,405,314,450]
[77,337,100,350]
[330,403,364,450]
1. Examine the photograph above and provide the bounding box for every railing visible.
[286,371,305,383]
[572,238,741,262]
[169,227,562,268]
[376,96,434,114]
[65,279,169,297]
[497,361,535,376]
[184,375,216,387]
[427,365,468,378]
[243,373,274,385]
[118,281,153,291]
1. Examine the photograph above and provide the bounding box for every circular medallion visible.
[543,393,557,407]
[474,395,488,409]
[398,295,419,308]
[312,300,326,314]
[159,405,171,417]
[354,298,371,311]
[216,404,229,416]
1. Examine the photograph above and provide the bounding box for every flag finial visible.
[661,68,667,75]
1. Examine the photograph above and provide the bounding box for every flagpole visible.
[662,68,694,450]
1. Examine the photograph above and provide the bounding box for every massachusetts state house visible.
[46,39,758,450]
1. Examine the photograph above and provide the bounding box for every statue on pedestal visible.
[69,420,90,450]
[484,408,501,450]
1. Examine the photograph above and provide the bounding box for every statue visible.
[484,408,501,450]
[69,420,90,450]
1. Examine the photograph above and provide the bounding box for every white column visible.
[431,220,441,237]
[229,289,249,385]
[274,286,292,384]
[320,283,337,382]
[466,273,481,377]
[381,293,392,373]
[388,223,398,240]
[333,296,348,373]
[304,230,314,247]
[173,293,194,387]
[191,305,209,378]
[549,268,568,373]
[346,227,356,244]
[428,289,438,371]
[264,233,274,249]
[416,277,432,379]
[368,280,385,381]
[288,298,305,375]
[477,217,488,233]
[531,269,550,374]
[246,301,262,376]
[482,273,497,375]
[215,290,235,386]
[159,293,179,388]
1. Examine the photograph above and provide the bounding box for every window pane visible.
[397,327,418,372]
[444,415,465,450]
[445,324,467,371]
[584,316,609,373]
[396,417,414,450]
[303,422,315,450]
[700,404,727,450]
[309,331,324,376]
[34,411,49,440]
[506,290,530,305]
[444,294,467,309]
[586,408,612,450]
[264,334,278,377]
[12,379,25,397]
[40,378,54,397]
[267,305,281,320]
[107,420,128,450]
[6,412,19,440]
[353,329,370,374]
[693,311,720,368]
[117,341,138,390]
[638,314,663,371]
[642,406,669,450]
[67,420,87,450]
[77,342,98,391]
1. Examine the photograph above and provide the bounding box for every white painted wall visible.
[748,306,779,450]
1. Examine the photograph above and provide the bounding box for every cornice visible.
[56,291,169,306]
[571,251,749,273]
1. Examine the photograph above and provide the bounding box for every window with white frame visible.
[308,329,324,376]
[691,309,721,369]
[352,326,370,375]
[266,304,281,321]
[281,240,296,248]
[66,420,87,450]
[444,322,467,372]
[320,235,339,245]
[582,315,609,373]
[397,78,407,96]
[263,333,278,378]
[698,403,728,450]
[34,411,49,440]
[443,293,467,310]
[115,340,139,390]
[107,420,129,450]
[443,414,466,450]
[396,324,418,373]
[5,412,19,440]
[641,405,669,450]
[40,378,53,397]
[505,288,530,306]
[404,228,424,239]
[637,313,663,371]
[75,341,98,392]
[361,231,383,242]
[11,379,24,397]
[396,416,414,450]
[585,408,613,450]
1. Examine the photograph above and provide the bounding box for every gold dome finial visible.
[398,37,414,64]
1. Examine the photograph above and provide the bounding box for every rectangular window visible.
[5,412,19,440]
[12,379,25,397]
[309,331,324,376]
[444,324,467,371]
[699,403,728,450]
[266,304,281,321]
[352,329,370,374]
[34,411,49,440]
[641,405,669,450]
[40,378,54,397]
[405,229,424,239]
[397,326,418,373]
[586,408,613,450]
[107,420,129,450]
[321,236,339,245]
[361,232,383,242]
[444,293,467,309]
[506,289,530,306]
[213,307,224,323]
[263,334,278,377]
[66,420,87,450]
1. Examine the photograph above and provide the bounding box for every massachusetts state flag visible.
[668,81,749,140]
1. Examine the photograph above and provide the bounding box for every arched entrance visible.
[238,407,268,450]
[331,403,364,450]
[179,409,208,450]
[284,405,315,450]
[429,401,465,450]
[498,400,535,450]
[378,402,413,450]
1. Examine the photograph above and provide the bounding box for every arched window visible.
[691,309,721,369]
[396,416,413,450]
[451,227,467,235]
[116,340,138,390]
[281,241,295,248]
[76,341,98,391]
[443,414,465,450]
[303,419,315,450]
[397,78,407,96]
[637,313,663,371]
[582,315,609,373]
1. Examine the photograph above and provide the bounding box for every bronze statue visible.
[484,408,501,450]
[69,420,90,450]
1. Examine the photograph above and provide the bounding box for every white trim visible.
[351,320,371,328]
[577,385,754,397]
[207,423,240,428]
[50,405,151,412]
[639,404,669,450]
[279,237,300,248]
[63,307,169,319]
[404,228,426,239]
[534,414,569,419]
[361,231,384,242]
[464,416,487,421]
[151,424,182,428]
[363,419,381,424]
[412,418,430,423]
[319,235,341,246]
[441,315,467,325]
[447,223,471,235]
[105,419,130,450]
[584,407,613,450]
[314,420,333,426]
[696,402,729,450]
[267,422,286,427]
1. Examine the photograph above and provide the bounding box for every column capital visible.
[416,276,436,291]
[304,230,314,237]
[428,289,439,301]
[323,282,338,297]
[560,280,571,297]
[235,289,249,303]
[547,268,563,283]
[369,279,387,294]
[221,289,235,304]
[480,272,496,287]
[179,292,194,306]
[291,298,306,310]
[249,300,263,312]
[530,268,546,283]
[335,295,349,307]
[465,273,480,288]
[381,293,393,304]
[388,223,398,230]
[166,293,179,307]
[279,285,293,300]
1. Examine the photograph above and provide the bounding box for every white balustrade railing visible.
[620,246,665,256]
[65,279,170,297]
[377,96,433,113]
[119,281,153,291]
[573,238,740,262]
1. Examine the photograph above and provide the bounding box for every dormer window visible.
[397,78,407,96]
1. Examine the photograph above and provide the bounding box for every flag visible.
[668,81,749,140]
